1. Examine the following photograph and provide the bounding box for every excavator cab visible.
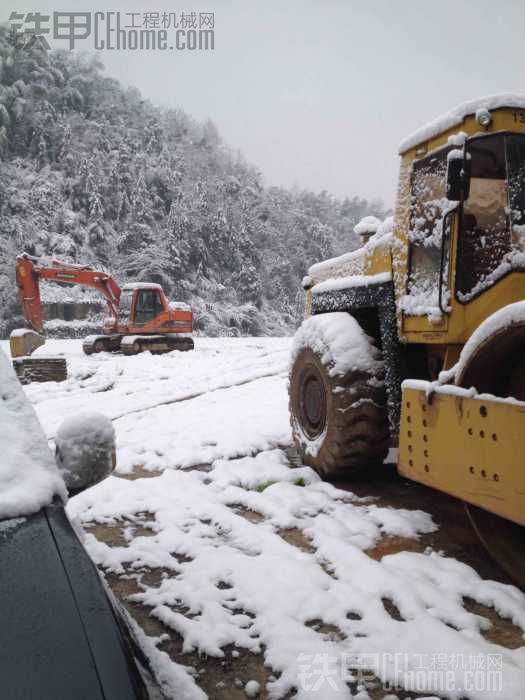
[133,288,165,325]
[117,284,168,329]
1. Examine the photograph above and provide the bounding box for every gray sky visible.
[4,0,525,205]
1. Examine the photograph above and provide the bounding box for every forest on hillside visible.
[0,27,386,337]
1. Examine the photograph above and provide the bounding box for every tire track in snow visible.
[47,369,287,440]
[111,369,288,421]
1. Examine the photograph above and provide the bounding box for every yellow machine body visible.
[303,101,525,529]
[398,383,525,527]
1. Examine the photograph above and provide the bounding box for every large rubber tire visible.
[289,317,390,478]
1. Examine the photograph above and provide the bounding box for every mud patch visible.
[230,504,265,524]
[366,535,424,560]
[85,512,157,547]
[463,597,525,649]
[305,619,346,641]
[276,527,315,553]
[118,465,162,480]
[381,597,404,622]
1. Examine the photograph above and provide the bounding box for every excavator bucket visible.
[9,329,67,384]
[9,329,46,358]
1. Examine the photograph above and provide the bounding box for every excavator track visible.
[120,335,194,356]
[82,335,122,355]
[83,334,194,356]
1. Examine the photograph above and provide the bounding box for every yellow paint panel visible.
[398,385,525,526]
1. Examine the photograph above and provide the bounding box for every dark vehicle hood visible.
[0,504,151,700]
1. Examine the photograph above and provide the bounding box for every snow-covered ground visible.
[6,338,525,700]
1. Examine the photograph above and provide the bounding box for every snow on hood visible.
[308,215,393,281]
[399,93,525,154]
[0,349,66,520]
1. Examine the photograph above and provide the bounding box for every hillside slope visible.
[0,29,385,337]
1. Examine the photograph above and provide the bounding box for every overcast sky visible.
[4,0,525,206]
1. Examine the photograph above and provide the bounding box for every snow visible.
[4,337,524,699]
[399,93,525,153]
[457,248,525,303]
[123,607,206,700]
[0,347,66,520]
[308,216,393,284]
[354,216,381,236]
[312,271,391,295]
[403,378,525,410]
[244,679,261,697]
[40,280,101,304]
[45,318,101,330]
[169,301,192,312]
[398,291,444,323]
[55,412,115,492]
[291,312,383,378]
[447,131,467,147]
[302,275,313,289]
[7,337,292,472]
[121,282,163,291]
[447,148,465,162]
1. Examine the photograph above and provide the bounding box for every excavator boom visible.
[15,254,121,334]
[10,252,194,365]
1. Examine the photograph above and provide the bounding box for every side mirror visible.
[446,151,471,201]
[55,413,116,496]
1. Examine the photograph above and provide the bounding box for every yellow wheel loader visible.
[289,95,525,586]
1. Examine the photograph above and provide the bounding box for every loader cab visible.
[454,133,525,300]
[399,100,525,344]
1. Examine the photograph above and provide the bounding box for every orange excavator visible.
[10,254,194,365]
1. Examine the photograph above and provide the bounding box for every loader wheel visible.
[289,316,389,478]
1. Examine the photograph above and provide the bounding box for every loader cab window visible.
[405,147,452,313]
[456,133,525,300]
[134,289,163,324]
[119,291,133,321]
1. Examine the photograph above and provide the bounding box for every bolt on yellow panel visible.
[398,383,525,527]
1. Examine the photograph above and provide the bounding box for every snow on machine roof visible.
[399,93,525,154]
[121,282,163,291]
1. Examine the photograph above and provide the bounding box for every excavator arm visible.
[10,254,122,359]
[15,254,122,334]
[10,253,194,364]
